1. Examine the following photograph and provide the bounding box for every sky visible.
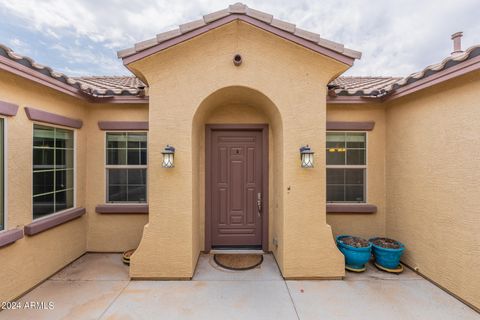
[0,0,479,77]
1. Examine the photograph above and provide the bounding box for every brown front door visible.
[207,126,266,248]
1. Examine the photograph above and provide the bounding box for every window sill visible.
[24,208,86,236]
[0,228,24,248]
[327,204,377,214]
[95,204,148,214]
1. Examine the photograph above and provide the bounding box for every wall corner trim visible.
[24,107,83,129]
[95,204,149,214]
[0,228,24,248]
[0,100,19,116]
[327,204,377,214]
[326,121,375,131]
[24,208,86,236]
[98,121,149,131]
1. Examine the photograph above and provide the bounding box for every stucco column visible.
[278,85,345,279]
[129,84,196,279]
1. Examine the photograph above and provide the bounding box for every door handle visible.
[257,192,262,216]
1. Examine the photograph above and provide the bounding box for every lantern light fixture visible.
[300,145,314,168]
[162,145,175,168]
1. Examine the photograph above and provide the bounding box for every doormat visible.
[214,254,263,271]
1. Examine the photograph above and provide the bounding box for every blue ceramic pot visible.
[369,237,405,269]
[336,235,372,270]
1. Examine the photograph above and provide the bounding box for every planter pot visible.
[369,237,405,269]
[336,235,372,271]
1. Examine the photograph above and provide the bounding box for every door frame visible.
[205,124,269,252]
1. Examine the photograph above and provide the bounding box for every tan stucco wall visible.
[385,71,480,309]
[84,104,149,252]
[0,70,87,302]
[326,104,386,238]
[128,20,347,279]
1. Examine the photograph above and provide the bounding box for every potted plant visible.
[369,237,405,272]
[336,235,372,272]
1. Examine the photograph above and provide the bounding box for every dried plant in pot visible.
[369,237,405,272]
[336,235,372,272]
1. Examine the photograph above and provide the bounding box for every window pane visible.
[345,169,364,184]
[326,133,345,148]
[128,169,146,185]
[140,149,147,165]
[33,193,55,219]
[346,185,364,202]
[127,149,141,165]
[107,133,127,148]
[56,169,73,191]
[33,126,55,147]
[55,128,74,148]
[107,149,127,165]
[346,149,365,165]
[108,169,127,185]
[108,185,128,202]
[127,133,147,148]
[326,149,345,165]
[106,132,147,203]
[346,133,366,148]
[327,169,344,185]
[327,169,365,203]
[128,186,147,202]
[327,185,344,202]
[55,189,74,212]
[33,171,54,195]
[33,149,54,170]
[33,125,75,219]
[55,149,74,169]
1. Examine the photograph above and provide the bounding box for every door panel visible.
[210,130,263,247]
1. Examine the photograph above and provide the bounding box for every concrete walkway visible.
[1,253,478,320]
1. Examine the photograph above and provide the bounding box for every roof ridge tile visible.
[245,7,273,24]
[156,28,182,43]
[179,19,207,34]
[203,8,230,23]
[228,3,247,14]
[117,3,361,60]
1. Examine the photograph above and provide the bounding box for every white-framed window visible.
[0,118,5,230]
[33,124,75,219]
[105,132,147,203]
[326,132,366,203]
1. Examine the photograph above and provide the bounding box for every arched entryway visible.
[192,86,283,254]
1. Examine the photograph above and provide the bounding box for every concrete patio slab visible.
[50,253,129,281]
[343,261,423,281]
[101,280,297,320]
[288,274,479,320]
[0,280,128,320]
[1,253,478,320]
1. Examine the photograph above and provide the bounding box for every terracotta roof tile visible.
[330,44,480,97]
[389,44,480,91]
[117,3,362,60]
[71,76,145,96]
[329,76,403,96]
[0,43,144,97]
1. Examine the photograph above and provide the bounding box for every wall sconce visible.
[300,145,314,168]
[162,145,175,168]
